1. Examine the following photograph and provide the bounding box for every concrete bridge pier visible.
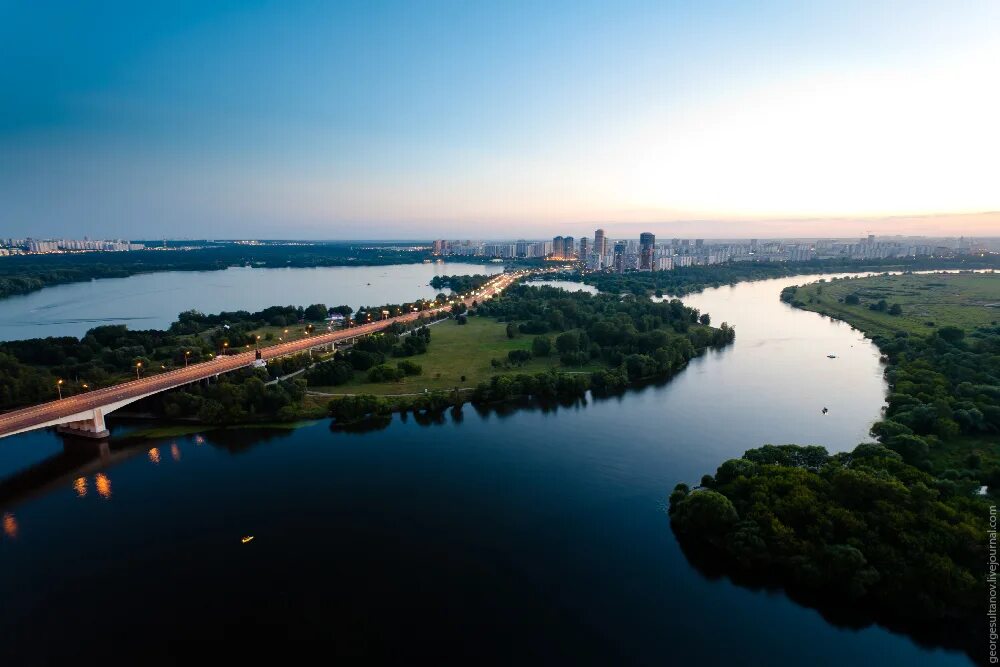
[55,408,110,440]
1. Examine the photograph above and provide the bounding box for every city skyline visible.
[2,1,998,239]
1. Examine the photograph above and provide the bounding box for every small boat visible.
[827,354,837,359]
[822,407,829,414]
[241,535,254,544]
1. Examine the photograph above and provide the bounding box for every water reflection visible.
[148,448,161,465]
[94,473,112,499]
[170,443,181,461]
[73,477,87,498]
[2,512,16,539]
[201,427,296,453]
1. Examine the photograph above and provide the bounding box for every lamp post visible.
[222,341,229,356]
[184,350,190,367]
[56,379,63,400]
[255,335,261,350]
[135,362,142,380]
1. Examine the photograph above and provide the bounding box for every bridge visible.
[0,271,523,441]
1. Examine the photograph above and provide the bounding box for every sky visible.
[1,0,998,240]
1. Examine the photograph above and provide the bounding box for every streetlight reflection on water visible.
[95,473,112,499]
[2,512,17,539]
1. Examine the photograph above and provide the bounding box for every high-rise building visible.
[579,237,589,261]
[432,240,444,255]
[552,236,565,258]
[563,236,575,259]
[594,229,607,262]
[639,232,655,270]
[613,241,627,274]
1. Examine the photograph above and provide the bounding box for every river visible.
[0,261,504,341]
[0,270,971,665]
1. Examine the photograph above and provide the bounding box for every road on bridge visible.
[0,271,523,439]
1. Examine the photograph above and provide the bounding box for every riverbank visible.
[785,271,1000,486]
[669,271,999,662]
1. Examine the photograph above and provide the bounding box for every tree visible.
[699,313,711,326]
[397,360,422,376]
[888,303,903,316]
[845,293,861,305]
[669,490,739,546]
[506,322,518,338]
[936,326,964,344]
[532,336,552,357]
[555,331,579,355]
[507,349,532,365]
[304,303,328,320]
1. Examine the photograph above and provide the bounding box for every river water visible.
[0,270,971,665]
[0,261,503,341]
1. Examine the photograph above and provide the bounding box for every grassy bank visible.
[786,271,998,338]
[310,315,602,396]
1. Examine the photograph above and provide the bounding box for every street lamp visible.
[56,379,63,400]
[222,341,229,356]
[184,350,191,367]
[135,362,142,380]
[255,335,261,350]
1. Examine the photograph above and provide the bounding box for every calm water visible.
[0,273,971,665]
[0,261,503,341]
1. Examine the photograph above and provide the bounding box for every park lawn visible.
[793,272,1000,339]
[310,315,603,396]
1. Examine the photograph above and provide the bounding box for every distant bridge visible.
[0,272,521,440]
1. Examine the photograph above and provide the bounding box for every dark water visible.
[0,275,970,664]
[0,261,502,341]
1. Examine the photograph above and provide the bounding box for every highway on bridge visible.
[0,270,524,440]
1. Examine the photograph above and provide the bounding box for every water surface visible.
[0,274,970,665]
[0,262,502,340]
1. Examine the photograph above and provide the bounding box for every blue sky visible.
[1,0,997,239]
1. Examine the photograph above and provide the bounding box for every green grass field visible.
[310,316,602,396]
[792,272,1000,339]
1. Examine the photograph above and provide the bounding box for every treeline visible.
[0,301,342,410]
[864,323,1000,478]
[305,326,432,386]
[429,273,492,293]
[668,443,982,657]
[468,284,734,400]
[581,256,1000,297]
[147,370,324,424]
